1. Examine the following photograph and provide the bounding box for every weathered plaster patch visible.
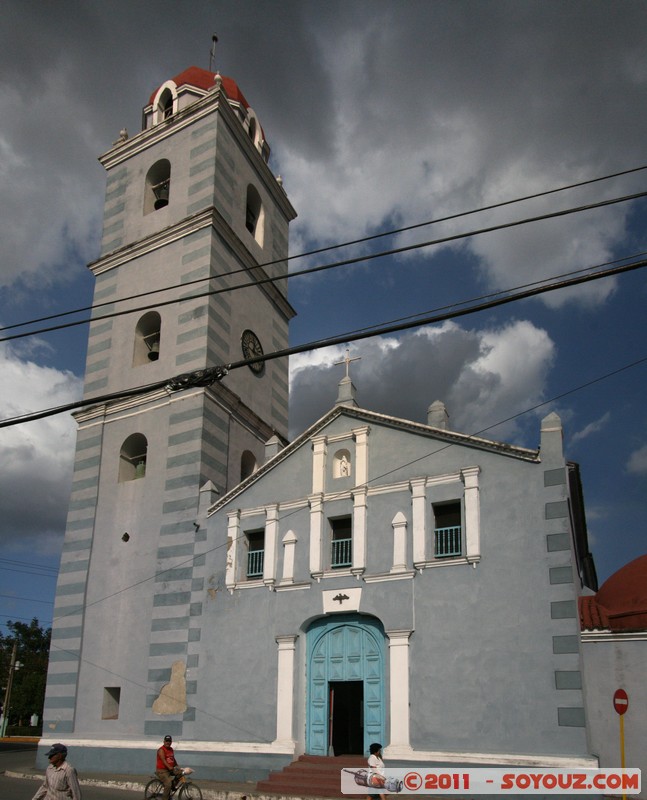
[207,575,220,601]
[152,660,187,714]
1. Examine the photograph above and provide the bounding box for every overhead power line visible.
[2,186,647,345]
[1,256,646,429]
[0,565,59,578]
[3,162,647,336]
[0,592,54,605]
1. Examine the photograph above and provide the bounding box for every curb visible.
[0,737,41,744]
[5,770,145,793]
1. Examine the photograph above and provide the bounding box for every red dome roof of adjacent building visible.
[580,554,647,632]
[148,66,250,109]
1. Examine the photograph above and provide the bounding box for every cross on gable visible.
[334,348,361,379]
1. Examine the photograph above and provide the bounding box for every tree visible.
[0,618,51,726]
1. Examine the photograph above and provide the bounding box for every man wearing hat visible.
[32,743,82,800]
[156,734,182,800]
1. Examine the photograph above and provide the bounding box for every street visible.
[0,773,140,800]
[0,741,140,800]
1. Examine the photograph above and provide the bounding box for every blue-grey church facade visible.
[40,65,602,785]
[186,398,598,780]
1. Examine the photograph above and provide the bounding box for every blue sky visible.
[1,0,646,634]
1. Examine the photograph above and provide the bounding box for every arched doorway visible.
[306,614,385,756]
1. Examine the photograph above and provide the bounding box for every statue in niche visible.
[335,451,351,478]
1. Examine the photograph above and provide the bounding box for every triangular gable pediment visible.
[207,404,538,516]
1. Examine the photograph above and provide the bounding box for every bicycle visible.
[144,767,203,800]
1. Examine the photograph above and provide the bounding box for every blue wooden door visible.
[306,615,385,755]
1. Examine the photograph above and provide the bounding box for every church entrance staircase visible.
[255,754,365,798]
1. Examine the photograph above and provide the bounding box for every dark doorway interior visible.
[329,681,364,755]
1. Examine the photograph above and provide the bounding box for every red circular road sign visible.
[613,688,629,715]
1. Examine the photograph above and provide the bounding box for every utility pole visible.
[0,642,21,738]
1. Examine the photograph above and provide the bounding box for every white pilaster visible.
[273,634,298,746]
[352,486,368,576]
[352,426,370,486]
[461,466,481,562]
[264,504,279,587]
[391,512,408,573]
[225,510,240,590]
[281,530,297,583]
[386,629,413,754]
[410,478,427,568]
[311,436,327,494]
[309,493,324,578]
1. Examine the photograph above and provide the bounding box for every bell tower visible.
[92,67,295,468]
[42,67,296,749]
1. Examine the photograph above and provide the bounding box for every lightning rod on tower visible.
[209,34,218,72]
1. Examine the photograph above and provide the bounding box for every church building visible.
[41,65,603,787]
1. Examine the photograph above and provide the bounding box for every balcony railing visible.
[247,549,264,578]
[331,537,352,568]
[434,526,462,558]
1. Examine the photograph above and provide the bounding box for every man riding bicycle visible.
[155,735,182,800]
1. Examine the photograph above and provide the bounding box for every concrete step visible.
[256,755,366,798]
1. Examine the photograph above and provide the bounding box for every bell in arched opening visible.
[147,339,160,360]
[152,179,170,210]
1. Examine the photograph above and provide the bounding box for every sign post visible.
[613,689,629,800]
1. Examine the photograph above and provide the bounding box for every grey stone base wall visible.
[36,746,292,783]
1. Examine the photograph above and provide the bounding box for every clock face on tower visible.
[241,329,264,374]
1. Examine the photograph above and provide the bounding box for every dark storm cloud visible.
[3,0,647,291]
[289,321,554,441]
[1,442,72,543]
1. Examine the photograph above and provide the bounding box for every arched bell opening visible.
[144,160,171,215]
[241,450,258,481]
[118,433,148,482]
[245,184,264,247]
[133,311,162,366]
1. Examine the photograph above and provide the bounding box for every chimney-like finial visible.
[427,400,449,430]
[209,33,219,72]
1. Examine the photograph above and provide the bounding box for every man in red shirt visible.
[156,735,182,800]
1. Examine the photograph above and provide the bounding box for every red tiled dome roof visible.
[580,554,647,632]
[148,66,250,109]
